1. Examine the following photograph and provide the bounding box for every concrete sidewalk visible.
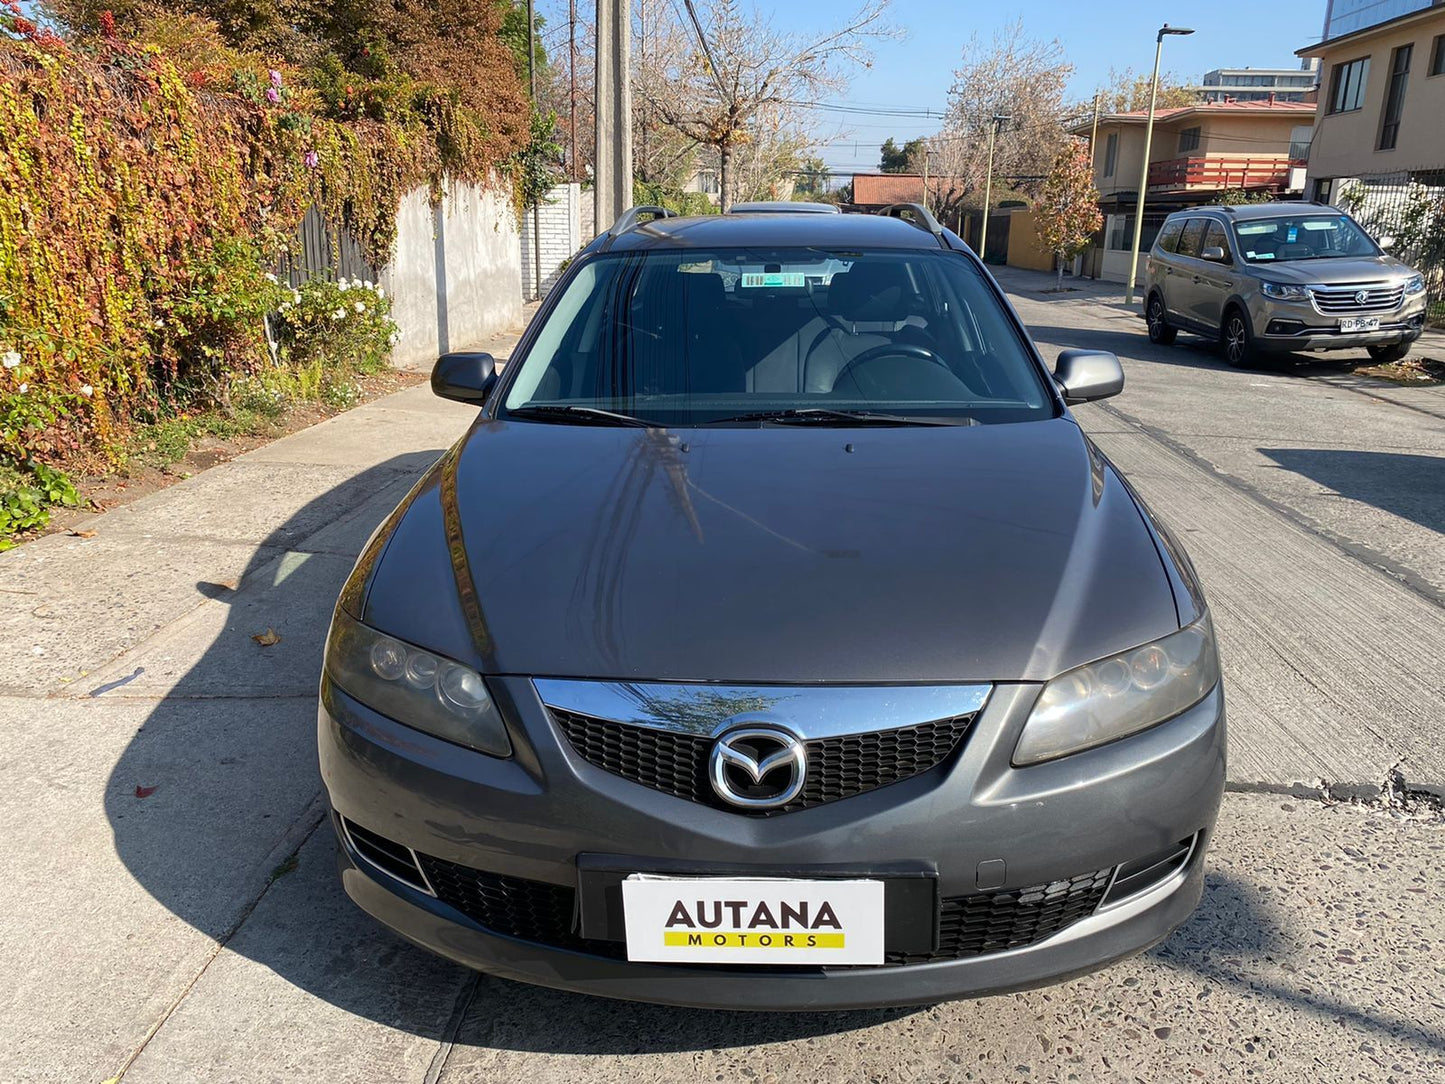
[0,316,530,1084]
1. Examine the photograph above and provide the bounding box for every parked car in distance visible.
[1142,201,1428,368]
[318,204,1226,1010]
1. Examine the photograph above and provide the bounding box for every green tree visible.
[879,136,924,173]
[1035,141,1102,291]
[793,156,831,198]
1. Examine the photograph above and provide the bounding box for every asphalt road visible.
[1,281,1442,1084]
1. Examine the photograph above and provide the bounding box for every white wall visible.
[520,182,583,300]
[381,179,523,368]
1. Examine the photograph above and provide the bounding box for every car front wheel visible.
[1221,308,1255,369]
[1146,294,1177,345]
[1366,342,1411,364]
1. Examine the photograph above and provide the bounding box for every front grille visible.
[1309,283,1404,315]
[415,851,1112,968]
[417,853,627,958]
[889,868,1114,965]
[550,709,975,814]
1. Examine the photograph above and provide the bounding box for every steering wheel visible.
[830,342,951,394]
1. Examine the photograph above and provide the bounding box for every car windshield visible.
[500,247,1054,426]
[1233,215,1380,263]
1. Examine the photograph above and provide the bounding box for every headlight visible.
[1013,616,1220,766]
[325,609,511,757]
[1259,281,1308,301]
[1403,274,1425,296]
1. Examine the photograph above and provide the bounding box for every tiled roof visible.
[851,174,928,206]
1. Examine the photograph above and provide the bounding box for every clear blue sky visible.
[539,0,1329,176]
[780,0,1331,173]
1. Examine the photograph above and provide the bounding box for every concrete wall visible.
[1304,8,1445,182]
[381,180,523,368]
[1004,208,1056,273]
[520,183,583,301]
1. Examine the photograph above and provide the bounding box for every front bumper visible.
[318,676,1226,1010]
[1252,299,1427,353]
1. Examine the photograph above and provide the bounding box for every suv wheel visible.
[1365,342,1411,364]
[1146,294,1177,345]
[1221,308,1256,369]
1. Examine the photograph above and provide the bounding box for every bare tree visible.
[928,21,1074,227]
[1092,67,1204,113]
[634,0,893,210]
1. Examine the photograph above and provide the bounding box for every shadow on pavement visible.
[1260,448,1445,535]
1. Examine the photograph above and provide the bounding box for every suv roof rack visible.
[601,205,678,250]
[875,203,949,248]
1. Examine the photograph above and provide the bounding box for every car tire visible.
[1146,294,1177,345]
[1365,342,1410,364]
[1221,307,1256,369]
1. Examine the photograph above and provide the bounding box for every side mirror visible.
[1200,246,1229,263]
[1054,349,1124,404]
[1377,235,1395,251]
[431,352,498,404]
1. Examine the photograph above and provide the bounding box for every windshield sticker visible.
[741,272,807,288]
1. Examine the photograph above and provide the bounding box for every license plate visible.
[1339,316,1381,332]
[621,876,885,965]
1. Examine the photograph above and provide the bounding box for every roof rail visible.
[602,205,678,249]
[876,203,948,248]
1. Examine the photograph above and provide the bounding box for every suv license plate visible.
[1339,317,1381,332]
[621,875,885,965]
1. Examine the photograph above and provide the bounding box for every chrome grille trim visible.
[1308,282,1405,315]
[532,679,992,740]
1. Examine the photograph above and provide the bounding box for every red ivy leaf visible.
[134,784,157,798]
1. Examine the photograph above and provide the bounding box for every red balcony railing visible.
[1146,155,1306,192]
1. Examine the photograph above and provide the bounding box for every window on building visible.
[1178,127,1201,153]
[1103,132,1118,177]
[1430,34,1445,77]
[1328,56,1370,113]
[1378,44,1412,150]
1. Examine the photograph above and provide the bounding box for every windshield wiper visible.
[703,407,972,427]
[506,404,663,428]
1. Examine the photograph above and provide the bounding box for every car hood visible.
[376,418,1180,684]
[1251,254,1414,285]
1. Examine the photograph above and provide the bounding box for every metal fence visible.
[275,205,377,288]
[1330,170,1445,327]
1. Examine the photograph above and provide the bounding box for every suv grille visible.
[550,708,975,814]
[415,852,1113,967]
[1309,283,1404,315]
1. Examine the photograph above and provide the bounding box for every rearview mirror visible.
[1053,349,1124,404]
[431,352,499,404]
[1377,235,1395,251]
[1201,246,1228,263]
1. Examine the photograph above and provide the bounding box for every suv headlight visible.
[325,609,511,757]
[1259,281,1309,301]
[1013,616,1220,766]
[1404,274,1425,296]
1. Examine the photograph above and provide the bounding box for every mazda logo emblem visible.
[1354,290,1369,305]
[709,727,807,809]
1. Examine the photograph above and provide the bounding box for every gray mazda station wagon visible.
[318,203,1225,1010]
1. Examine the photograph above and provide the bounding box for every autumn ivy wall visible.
[0,4,545,540]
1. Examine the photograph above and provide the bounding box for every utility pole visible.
[1125,24,1194,305]
[1088,91,1100,152]
[595,0,633,233]
[569,0,577,181]
[527,0,542,299]
[920,137,929,212]
[977,114,1009,262]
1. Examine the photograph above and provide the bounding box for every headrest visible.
[827,262,914,324]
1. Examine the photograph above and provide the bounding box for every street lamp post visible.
[1123,24,1194,306]
[977,114,1010,262]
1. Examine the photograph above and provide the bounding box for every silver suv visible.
[1142,202,1427,368]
